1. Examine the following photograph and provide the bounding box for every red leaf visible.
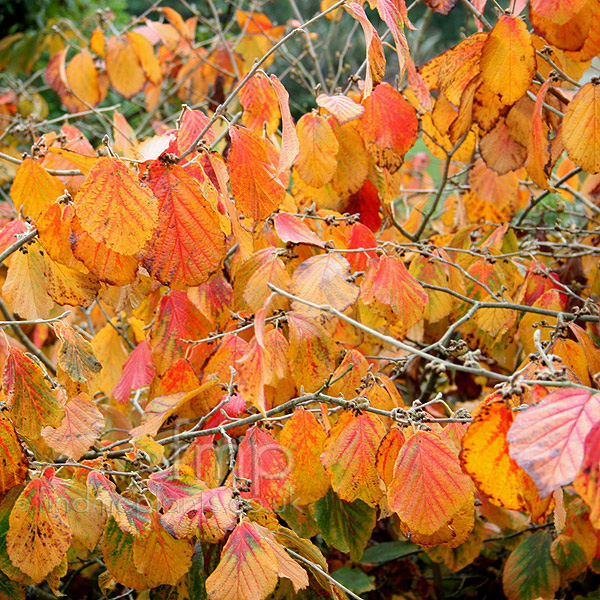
[359,83,418,172]
[142,163,226,288]
[113,340,156,405]
[236,426,291,509]
[273,213,326,248]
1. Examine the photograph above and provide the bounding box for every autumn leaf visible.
[295,113,339,188]
[287,312,337,393]
[359,83,418,172]
[54,322,102,383]
[236,426,292,509]
[149,291,210,376]
[101,517,150,590]
[239,72,280,136]
[87,471,152,536]
[388,430,473,535]
[273,213,326,248]
[343,3,385,96]
[70,215,139,286]
[147,465,205,511]
[361,255,429,333]
[573,421,600,528]
[507,388,600,498]
[480,15,536,105]
[316,92,365,124]
[41,393,104,460]
[205,520,308,600]
[310,488,377,561]
[142,162,226,288]
[321,411,386,506]
[7,470,71,583]
[112,340,155,405]
[3,347,64,439]
[228,126,286,222]
[290,253,359,317]
[10,158,64,220]
[279,409,330,505]
[132,512,193,587]
[460,399,540,511]
[502,530,560,600]
[105,36,147,99]
[562,81,600,174]
[74,156,158,254]
[269,74,299,177]
[0,413,28,498]
[160,486,238,542]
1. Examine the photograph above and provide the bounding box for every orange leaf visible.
[3,242,54,319]
[87,471,152,536]
[74,156,158,254]
[331,120,370,196]
[480,15,536,105]
[42,393,104,460]
[359,83,418,172]
[343,3,385,96]
[3,347,64,439]
[236,426,291,509]
[287,313,337,393]
[460,400,540,511]
[132,512,193,587]
[70,215,139,286]
[270,74,299,177]
[279,409,330,505]
[149,291,210,376]
[125,32,161,85]
[525,78,554,189]
[239,72,280,136]
[142,163,226,288]
[361,255,428,330]
[205,520,308,600]
[295,113,338,188]
[65,50,101,112]
[316,93,365,124]
[10,157,64,220]
[0,412,28,498]
[7,470,71,583]
[388,430,473,535]
[90,28,105,56]
[45,146,98,175]
[530,0,591,51]
[321,411,386,506]
[376,426,405,488]
[105,36,146,99]
[290,253,359,317]
[228,126,286,222]
[562,81,600,174]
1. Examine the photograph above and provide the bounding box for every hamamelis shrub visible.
[0,0,599,598]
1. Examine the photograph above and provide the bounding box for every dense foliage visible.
[0,0,599,599]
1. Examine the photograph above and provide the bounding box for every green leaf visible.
[101,517,149,590]
[502,530,560,600]
[332,567,375,595]
[360,541,418,564]
[310,488,376,562]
